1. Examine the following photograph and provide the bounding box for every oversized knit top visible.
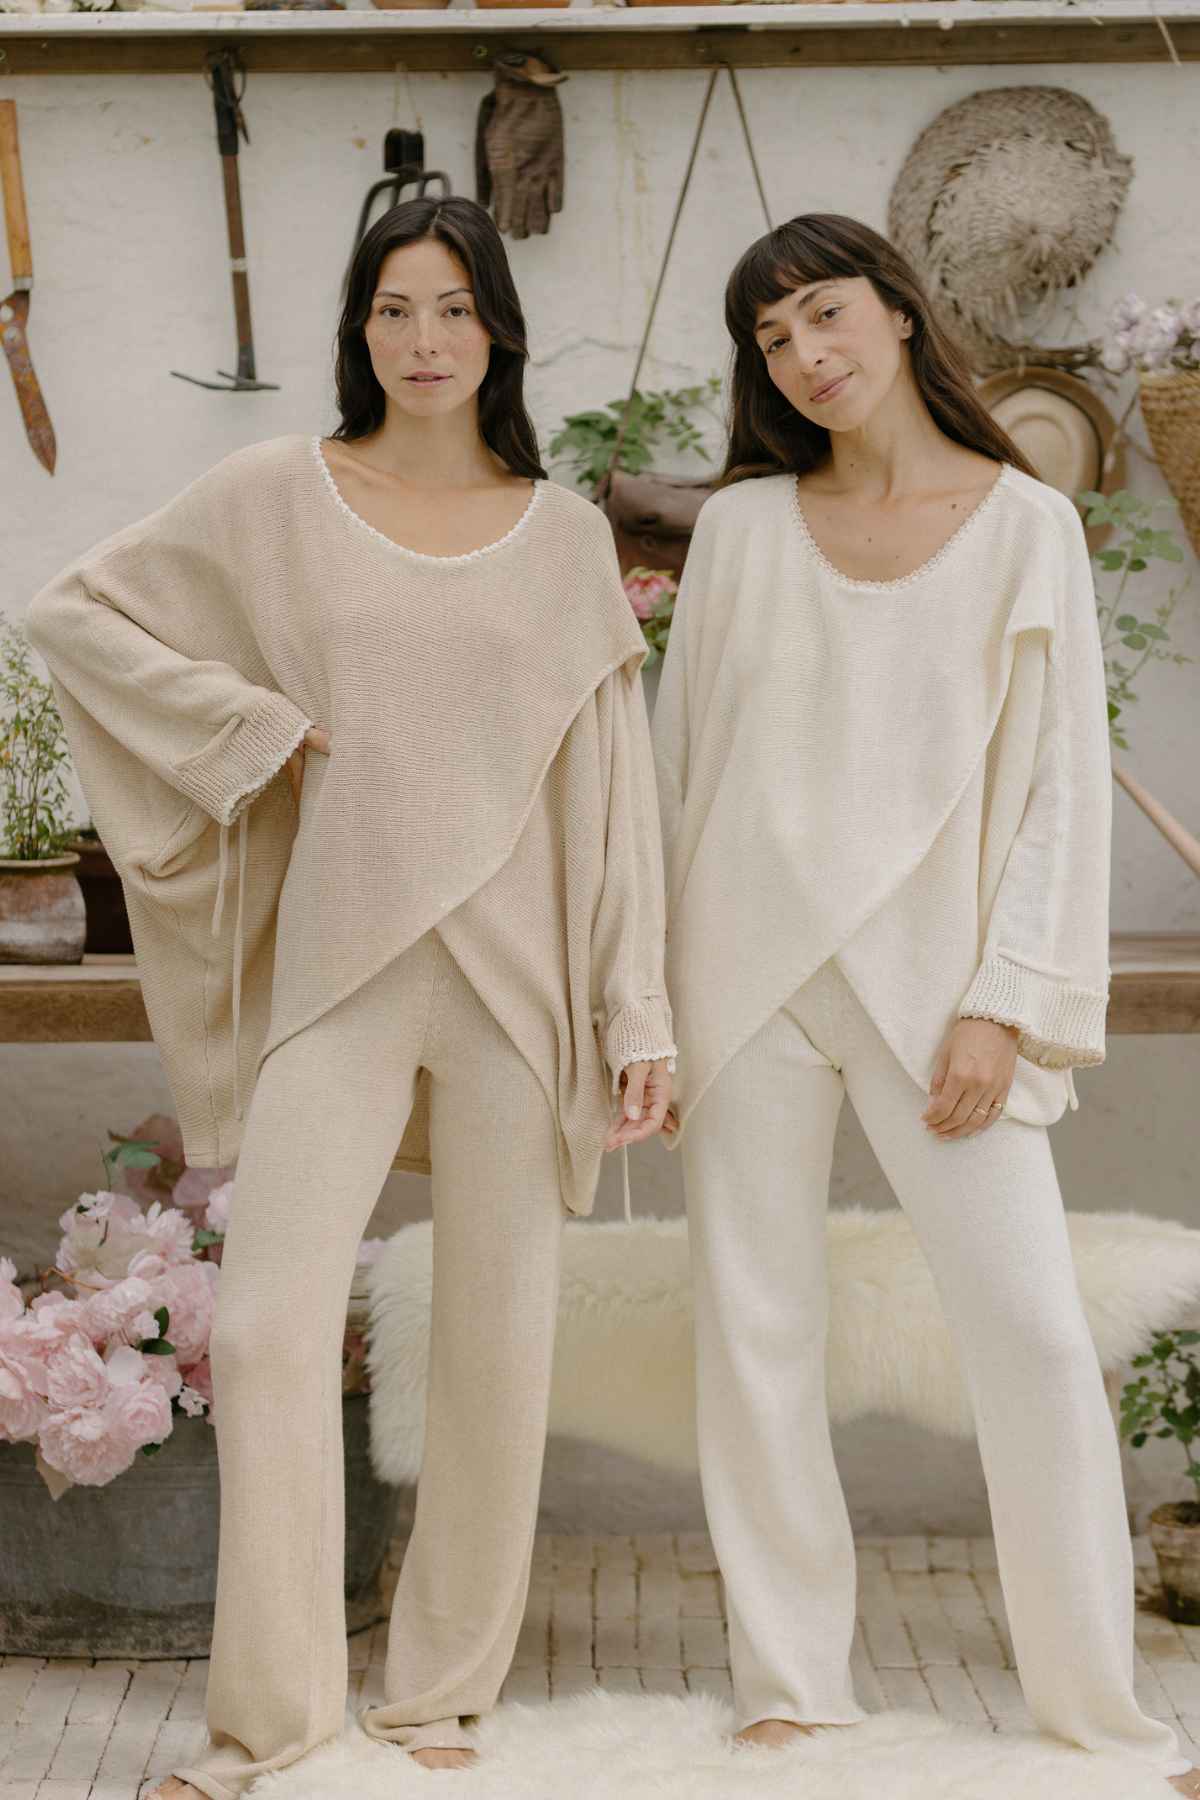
[25,432,676,1220]
[650,460,1113,1144]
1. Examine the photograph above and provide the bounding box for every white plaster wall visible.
[2,55,1198,1530]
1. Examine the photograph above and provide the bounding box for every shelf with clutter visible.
[0,0,1197,72]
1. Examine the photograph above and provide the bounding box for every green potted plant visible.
[0,617,86,964]
[550,377,724,580]
[1121,1326,1200,1622]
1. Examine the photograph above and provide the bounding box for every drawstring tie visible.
[621,1141,633,1225]
[211,809,250,1124]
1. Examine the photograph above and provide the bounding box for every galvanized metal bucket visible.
[0,1393,397,1656]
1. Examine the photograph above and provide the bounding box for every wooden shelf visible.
[0,0,1196,72]
[2,933,1198,1041]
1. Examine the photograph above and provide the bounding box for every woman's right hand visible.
[286,725,332,810]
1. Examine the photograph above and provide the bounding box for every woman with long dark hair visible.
[26,195,675,1795]
[651,212,1195,1789]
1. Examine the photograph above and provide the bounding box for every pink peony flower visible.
[170,1164,236,1217]
[624,568,676,623]
[203,1182,233,1235]
[0,1257,24,1326]
[77,1275,157,1346]
[150,1262,217,1366]
[39,1404,138,1487]
[0,1339,44,1441]
[178,1385,208,1418]
[44,1336,110,1411]
[105,1362,173,1454]
[140,1353,183,1403]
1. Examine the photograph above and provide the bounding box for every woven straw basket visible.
[1138,368,1200,559]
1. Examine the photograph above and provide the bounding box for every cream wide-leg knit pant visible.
[173,926,566,1800]
[680,953,1189,1779]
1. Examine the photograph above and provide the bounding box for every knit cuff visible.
[170,693,313,828]
[958,953,1108,1070]
[603,996,677,1096]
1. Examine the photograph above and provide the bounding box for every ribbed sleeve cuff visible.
[603,996,677,1095]
[958,953,1108,1070]
[171,693,313,828]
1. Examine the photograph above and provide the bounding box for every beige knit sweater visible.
[25,433,675,1219]
[651,461,1113,1146]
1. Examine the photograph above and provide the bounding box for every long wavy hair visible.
[328,196,546,480]
[719,212,1037,489]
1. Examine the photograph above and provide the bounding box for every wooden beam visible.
[0,10,1196,74]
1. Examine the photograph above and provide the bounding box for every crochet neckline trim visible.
[310,434,546,566]
[788,460,1011,592]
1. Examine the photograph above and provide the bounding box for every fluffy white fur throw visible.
[245,1690,1182,1798]
[366,1209,1200,1486]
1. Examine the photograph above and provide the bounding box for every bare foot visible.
[408,1746,478,1771]
[145,1780,206,1800]
[733,1717,856,1749]
[1168,1770,1200,1798]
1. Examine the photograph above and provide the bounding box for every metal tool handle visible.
[0,99,33,288]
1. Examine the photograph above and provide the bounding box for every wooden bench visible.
[2,934,1198,1042]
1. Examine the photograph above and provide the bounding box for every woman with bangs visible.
[651,212,1197,1791]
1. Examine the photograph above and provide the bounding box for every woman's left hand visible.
[605,1058,673,1151]
[922,1018,1019,1140]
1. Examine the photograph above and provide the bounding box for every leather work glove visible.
[475,49,567,239]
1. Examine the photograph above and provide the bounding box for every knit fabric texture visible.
[24,433,675,1216]
[650,461,1113,1146]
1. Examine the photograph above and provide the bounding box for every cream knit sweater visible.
[25,433,675,1219]
[651,461,1113,1145]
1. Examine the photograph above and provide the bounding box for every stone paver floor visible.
[2,1532,1197,1797]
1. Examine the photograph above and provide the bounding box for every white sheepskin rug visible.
[367,1208,1200,1484]
[246,1691,1181,1798]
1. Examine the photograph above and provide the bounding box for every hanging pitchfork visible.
[171,49,278,393]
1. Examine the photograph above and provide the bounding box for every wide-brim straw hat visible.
[889,86,1132,374]
[977,366,1125,548]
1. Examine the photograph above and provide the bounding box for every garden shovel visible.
[0,100,56,474]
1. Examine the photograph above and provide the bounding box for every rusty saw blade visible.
[0,100,57,474]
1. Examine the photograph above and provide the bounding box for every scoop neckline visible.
[788,462,1011,592]
[310,434,545,566]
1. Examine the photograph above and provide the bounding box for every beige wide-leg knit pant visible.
[681,953,1189,1780]
[174,926,565,1800]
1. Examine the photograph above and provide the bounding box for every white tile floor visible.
[2,1531,1197,1798]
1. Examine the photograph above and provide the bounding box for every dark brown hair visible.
[719,212,1036,488]
[329,195,546,480]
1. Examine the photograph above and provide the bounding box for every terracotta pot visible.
[0,854,87,966]
[65,836,134,954]
[1148,1500,1200,1624]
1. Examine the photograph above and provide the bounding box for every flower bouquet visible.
[1098,291,1200,558]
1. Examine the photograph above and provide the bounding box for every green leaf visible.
[1115,615,1139,630]
[141,1337,177,1357]
[1122,634,1148,651]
